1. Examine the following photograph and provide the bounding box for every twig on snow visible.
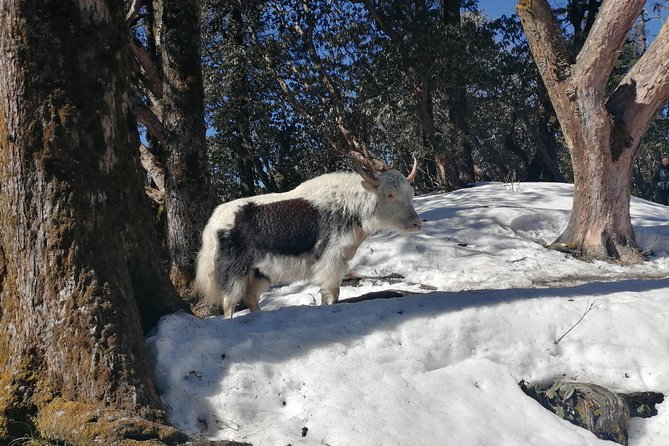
[555,299,598,345]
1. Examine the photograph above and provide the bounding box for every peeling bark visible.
[517,0,669,262]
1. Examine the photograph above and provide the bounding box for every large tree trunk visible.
[517,0,669,262]
[0,1,207,443]
[154,0,218,296]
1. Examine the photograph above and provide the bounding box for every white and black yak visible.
[195,161,422,318]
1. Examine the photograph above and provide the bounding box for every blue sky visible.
[477,0,666,40]
[477,0,517,20]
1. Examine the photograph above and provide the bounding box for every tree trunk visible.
[553,124,639,260]
[529,86,566,182]
[443,0,476,185]
[412,77,462,189]
[155,0,218,296]
[517,0,669,262]
[356,0,464,190]
[0,1,194,443]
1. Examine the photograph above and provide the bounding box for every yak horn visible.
[406,157,418,183]
[353,159,380,186]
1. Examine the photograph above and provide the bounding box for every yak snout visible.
[404,213,423,232]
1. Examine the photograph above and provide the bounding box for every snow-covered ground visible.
[147,182,669,446]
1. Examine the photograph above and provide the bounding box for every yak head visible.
[355,159,422,232]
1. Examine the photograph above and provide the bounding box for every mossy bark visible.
[0,1,212,444]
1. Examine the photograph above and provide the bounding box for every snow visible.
[147,182,669,446]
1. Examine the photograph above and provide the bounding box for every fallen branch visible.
[341,289,420,304]
[128,37,163,100]
[342,273,438,291]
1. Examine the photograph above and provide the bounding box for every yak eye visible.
[388,193,395,198]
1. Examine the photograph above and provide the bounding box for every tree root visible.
[23,399,251,446]
[549,240,645,265]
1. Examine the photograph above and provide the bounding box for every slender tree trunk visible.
[529,88,566,182]
[0,0,192,442]
[356,0,464,190]
[445,86,476,184]
[443,0,476,184]
[155,0,218,295]
[517,0,669,262]
[413,78,462,189]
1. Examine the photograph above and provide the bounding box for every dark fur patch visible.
[252,268,270,281]
[214,198,361,292]
[236,199,321,256]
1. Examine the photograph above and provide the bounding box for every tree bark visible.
[0,1,200,443]
[229,6,271,197]
[442,0,476,185]
[526,83,566,182]
[154,0,218,296]
[517,0,669,262]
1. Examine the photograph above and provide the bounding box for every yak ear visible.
[360,179,379,192]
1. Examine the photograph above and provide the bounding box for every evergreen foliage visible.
[198,0,667,199]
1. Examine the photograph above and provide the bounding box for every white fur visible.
[195,171,420,317]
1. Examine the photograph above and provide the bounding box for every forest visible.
[191,0,669,200]
[0,0,668,444]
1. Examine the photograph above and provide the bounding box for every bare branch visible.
[132,97,166,145]
[128,37,163,100]
[575,0,645,93]
[555,299,598,345]
[139,144,165,192]
[608,18,669,144]
[125,0,143,25]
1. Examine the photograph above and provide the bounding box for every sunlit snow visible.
[147,182,669,446]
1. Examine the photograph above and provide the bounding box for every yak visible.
[195,161,422,318]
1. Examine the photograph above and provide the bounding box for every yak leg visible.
[317,257,347,305]
[222,279,248,319]
[222,297,237,319]
[221,270,269,318]
[320,286,340,305]
[244,269,270,312]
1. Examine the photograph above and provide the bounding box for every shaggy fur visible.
[195,170,421,317]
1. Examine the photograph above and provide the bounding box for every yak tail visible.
[194,224,223,309]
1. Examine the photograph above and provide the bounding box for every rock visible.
[520,381,630,445]
[555,382,629,445]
